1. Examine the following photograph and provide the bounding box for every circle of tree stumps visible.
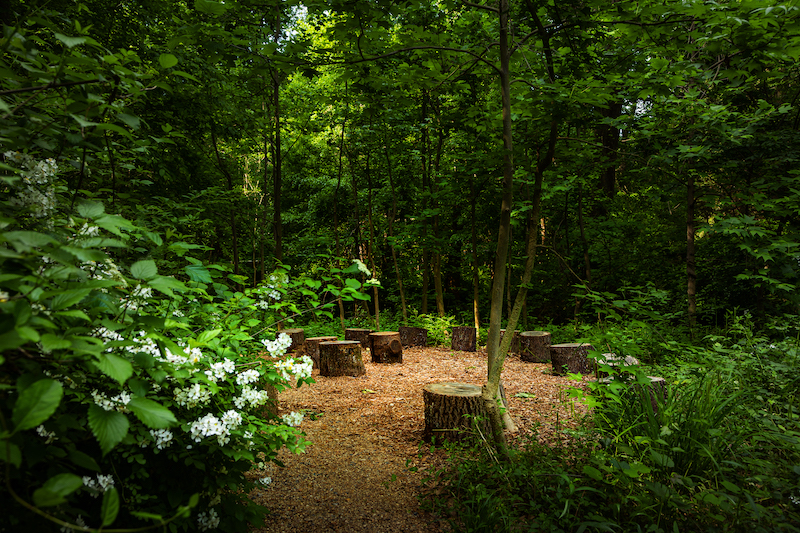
[344,328,373,348]
[368,331,403,364]
[451,326,477,352]
[319,340,365,377]
[519,331,552,363]
[422,382,490,443]
[550,343,594,375]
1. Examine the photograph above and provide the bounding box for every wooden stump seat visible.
[550,343,594,375]
[422,382,490,443]
[304,336,338,369]
[519,331,552,363]
[451,326,477,352]
[399,326,428,347]
[594,353,640,378]
[319,340,366,377]
[499,329,521,355]
[368,331,403,364]
[278,328,305,353]
[344,328,373,348]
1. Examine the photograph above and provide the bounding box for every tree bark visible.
[278,328,305,353]
[319,341,365,377]
[687,171,697,333]
[399,326,428,347]
[369,331,403,364]
[452,326,477,352]
[344,328,373,348]
[519,331,551,363]
[550,343,594,375]
[304,336,338,369]
[423,382,490,443]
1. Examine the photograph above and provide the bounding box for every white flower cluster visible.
[255,299,270,310]
[131,284,152,299]
[95,327,198,366]
[149,429,174,450]
[257,476,272,486]
[4,151,57,218]
[274,355,313,382]
[352,259,371,276]
[205,358,235,382]
[197,508,220,531]
[36,425,58,444]
[233,386,271,409]
[265,273,287,300]
[82,474,115,497]
[174,383,212,408]
[281,411,304,427]
[235,368,260,386]
[82,259,127,287]
[260,333,292,358]
[92,389,131,412]
[189,410,242,446]
[59,515,88,532]
[77,223,100,237]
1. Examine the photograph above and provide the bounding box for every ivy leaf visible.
[94,353,133,384]
[128,397,177,429]
[32,473,84,507]
[12,379,63,433]
[88,405,129,455]
[131,260,157,280]
[101,487,120,526]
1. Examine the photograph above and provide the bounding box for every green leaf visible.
[0,441,21,467]
[171,70,200,82]
[69,449,100,471]
[158,54,179,69]
[185,264,212,283]
[88,405,129,455]
[101,487,120,526]
[117,113,140,130]
[40,334,72,352]
[12,379,63,432]
[94,353,133,384]
[131,260,157,280]
[3,231,57,250]
[33,473,84,507]
[149,275,186,297]
[94,214,136,236]
[51,288,92,311]
[128,397,177,429]
[76,200,105,218]
[196,328,222,344]
[194,0,229,15]
[345,278,361,289]
[54,33,86,48]
[582,465,603,481]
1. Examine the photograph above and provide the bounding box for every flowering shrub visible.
[0,154,371,531]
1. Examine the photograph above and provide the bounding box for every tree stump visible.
[451,326,476,352]
[304,336,338,369]
[499,329,521,355]
[593,353,640,378]
[319,341,366,377]
[344,328,373,348]
[399,326,428,347]
[550,343,594,375]
[519,331,552,363]
[368,331,403,364]
[422,382,490,443]
[279,328,305,353]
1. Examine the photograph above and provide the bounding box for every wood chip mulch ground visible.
[248,346,589,533]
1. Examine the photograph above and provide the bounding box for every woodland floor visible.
[247,345,590,533]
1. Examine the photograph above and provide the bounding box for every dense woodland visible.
[2,0,800,532]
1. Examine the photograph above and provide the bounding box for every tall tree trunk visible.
[421,92,431,315]
[210,121,240,278]
[687,171,697,333]
[271,7,283,262]
[365,132,380,330]
[384,128,408,322]
[431,101,446,318]
[470,175,481,330]
[334,83,349,332]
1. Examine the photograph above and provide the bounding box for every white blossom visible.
[260,333,292,358]
[233,386,271,409]
[281,411,304,427]
[257,476,272,486]
[174,383,212,408]
[235,369,260,386]
[36,425,58,444]
[197,508,220,531]
[149,429,174,450]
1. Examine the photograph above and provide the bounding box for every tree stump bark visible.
[593,353,640,378]
[519,331,552,363]
[451,326,476,352]
[279,328,305,353]
[422,382,490,443]
[499,329,521,355]
[399,326,428,347]
[319,341,366,377]
[344,328,373,348]
[368,331,403,364]
[550,343,594,375]
[304,336,338,369]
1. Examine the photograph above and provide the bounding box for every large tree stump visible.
[451,326,477,352]
[593,353,640,378]
[399,326,428,347]
[499,329,521,355]
[344,328,373,348]
[304,336,338,369]
[278,328,305,353]
[519,331,552,363]
[368,331,403,364]
[422,382,490,443]
[550,343,594,375]
[319,341,366,377]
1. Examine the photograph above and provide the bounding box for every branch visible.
[0,78,102,96]
[460,0,499,13]
[334,45,502,76]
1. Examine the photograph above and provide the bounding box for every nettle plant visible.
[0,153,371,531]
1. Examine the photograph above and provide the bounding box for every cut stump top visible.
[423,382,482,397]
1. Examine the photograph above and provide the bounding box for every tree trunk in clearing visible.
[319,341,365,377]
[423,382,490,443]
[369,332,403,364]
[451,326,477,352]
[550,343,594,375]
[519,331,551,363]
[399,326,427,347]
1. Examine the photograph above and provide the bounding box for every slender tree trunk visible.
[334,83,349,331]
[470,175,481,330]
[385,130,408,322]
[271,8,283,262]
[431,103,446,317]
[687,171,697,333]
[421,248,430,314]
[578,183,593,289]
[210,121,240,278]
[365,135,380,330]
